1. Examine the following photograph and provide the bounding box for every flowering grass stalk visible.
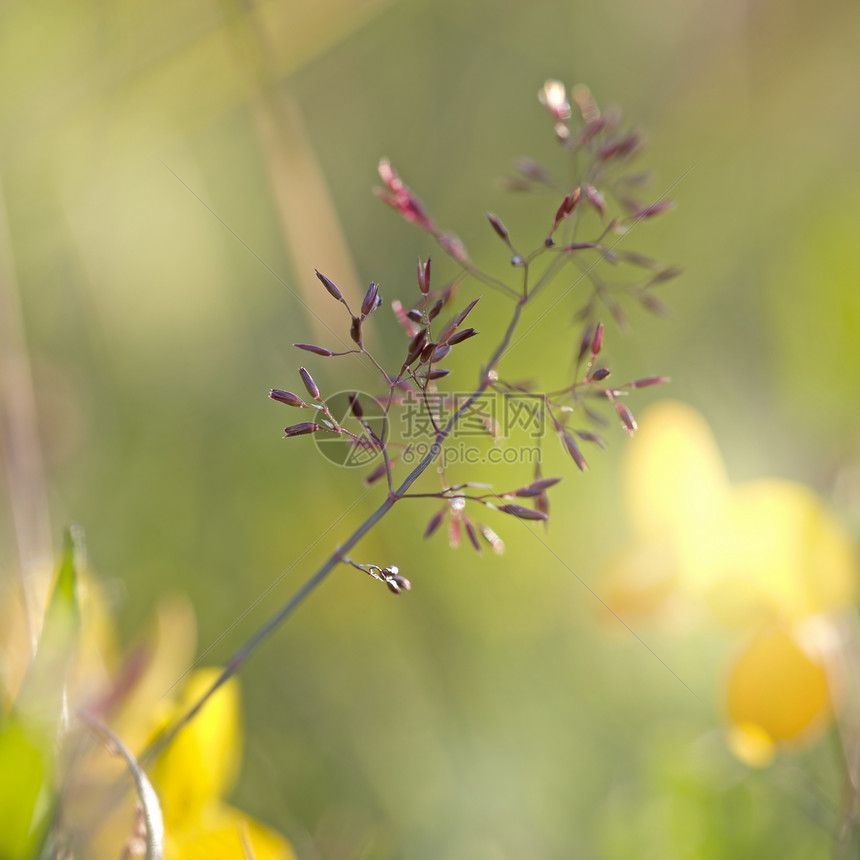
[147,80,678,759]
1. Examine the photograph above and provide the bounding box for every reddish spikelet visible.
[577,324,595,365]
[405,329,428,365]
[392,300,420,336]
[585,186,606,217]
[299,368,320,401]
[634,200,674,220]
[376,159,436,232]
[591,322,604,356]
[386,573,411,594]
[417,368,451,381]
[627,376,670,389]
[283,422,320,438]
[598,133,641,162]
[551,188,581,233]
[349,393,363,419]
[562,433,588,471]
[419,341,436,364]
[314,269,344,302]
[360,282,380,318]
[350,316,363,346]
[590,367,610,381]
[439,298,480,343]
[447,327,478,346]
[515,158,551,182]
[497,504,548,521]
[406,309,424,324]
[294,343,334,357]
[464,519,482,554]
[649,266,684,285]
[269,389,305,408]
[439,232,469,264]
[428,298,444,322]
[417,257,431,294]
[431,344,451,363]
[364,461,388,486]
[424,507,447,539]
[638,293,671,317]
[576,429,607,448]
[616,403,638,435]
[448,515,462,548]
[486,212,510,244]
[513,477,562,497]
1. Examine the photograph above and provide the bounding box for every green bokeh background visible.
[1,0,859,856]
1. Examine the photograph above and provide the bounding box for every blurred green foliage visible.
[1,0,859,856]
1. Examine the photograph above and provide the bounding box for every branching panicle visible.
[151,81,679,754]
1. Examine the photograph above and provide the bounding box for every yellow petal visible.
[624,400,730,539]
[725,624,831,762]
[623,401,731,596]
[712,480,859,625]
[153,668,241,830]
[167,804,295,860]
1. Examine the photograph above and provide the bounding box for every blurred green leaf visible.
[0,716,47,860]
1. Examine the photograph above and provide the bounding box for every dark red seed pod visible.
[513,477,562,497]
[387,574,411,594]
[420,341,436,363]
[431,344,451,363]
[417,257,431,294]
[405,329,428,364]
[428,298,444,322]
[294,343,334,357]
[424,507,447,538]
[349,393,363,419]
[314,269,343,302]
[591,322,604,356]
[283,422,321,437]
[452,298,480,329]
[628,376,670,389]
[350,316,363,346]
[562,433,588,471]
[577,324,595,365]
[447,327,478,346]
[298,367,320,400]
[464,519,482,554]
[406,309,424,324]
[269,389,305,408]
[364,461,388,486]
[497,504,548,521]
[421,368,451,380]
[591,367,610,381]
[360,282,379,318]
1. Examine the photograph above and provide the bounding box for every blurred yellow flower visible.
[0,538,294,860]
[605,400,859,765]
[152,668,294,860]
